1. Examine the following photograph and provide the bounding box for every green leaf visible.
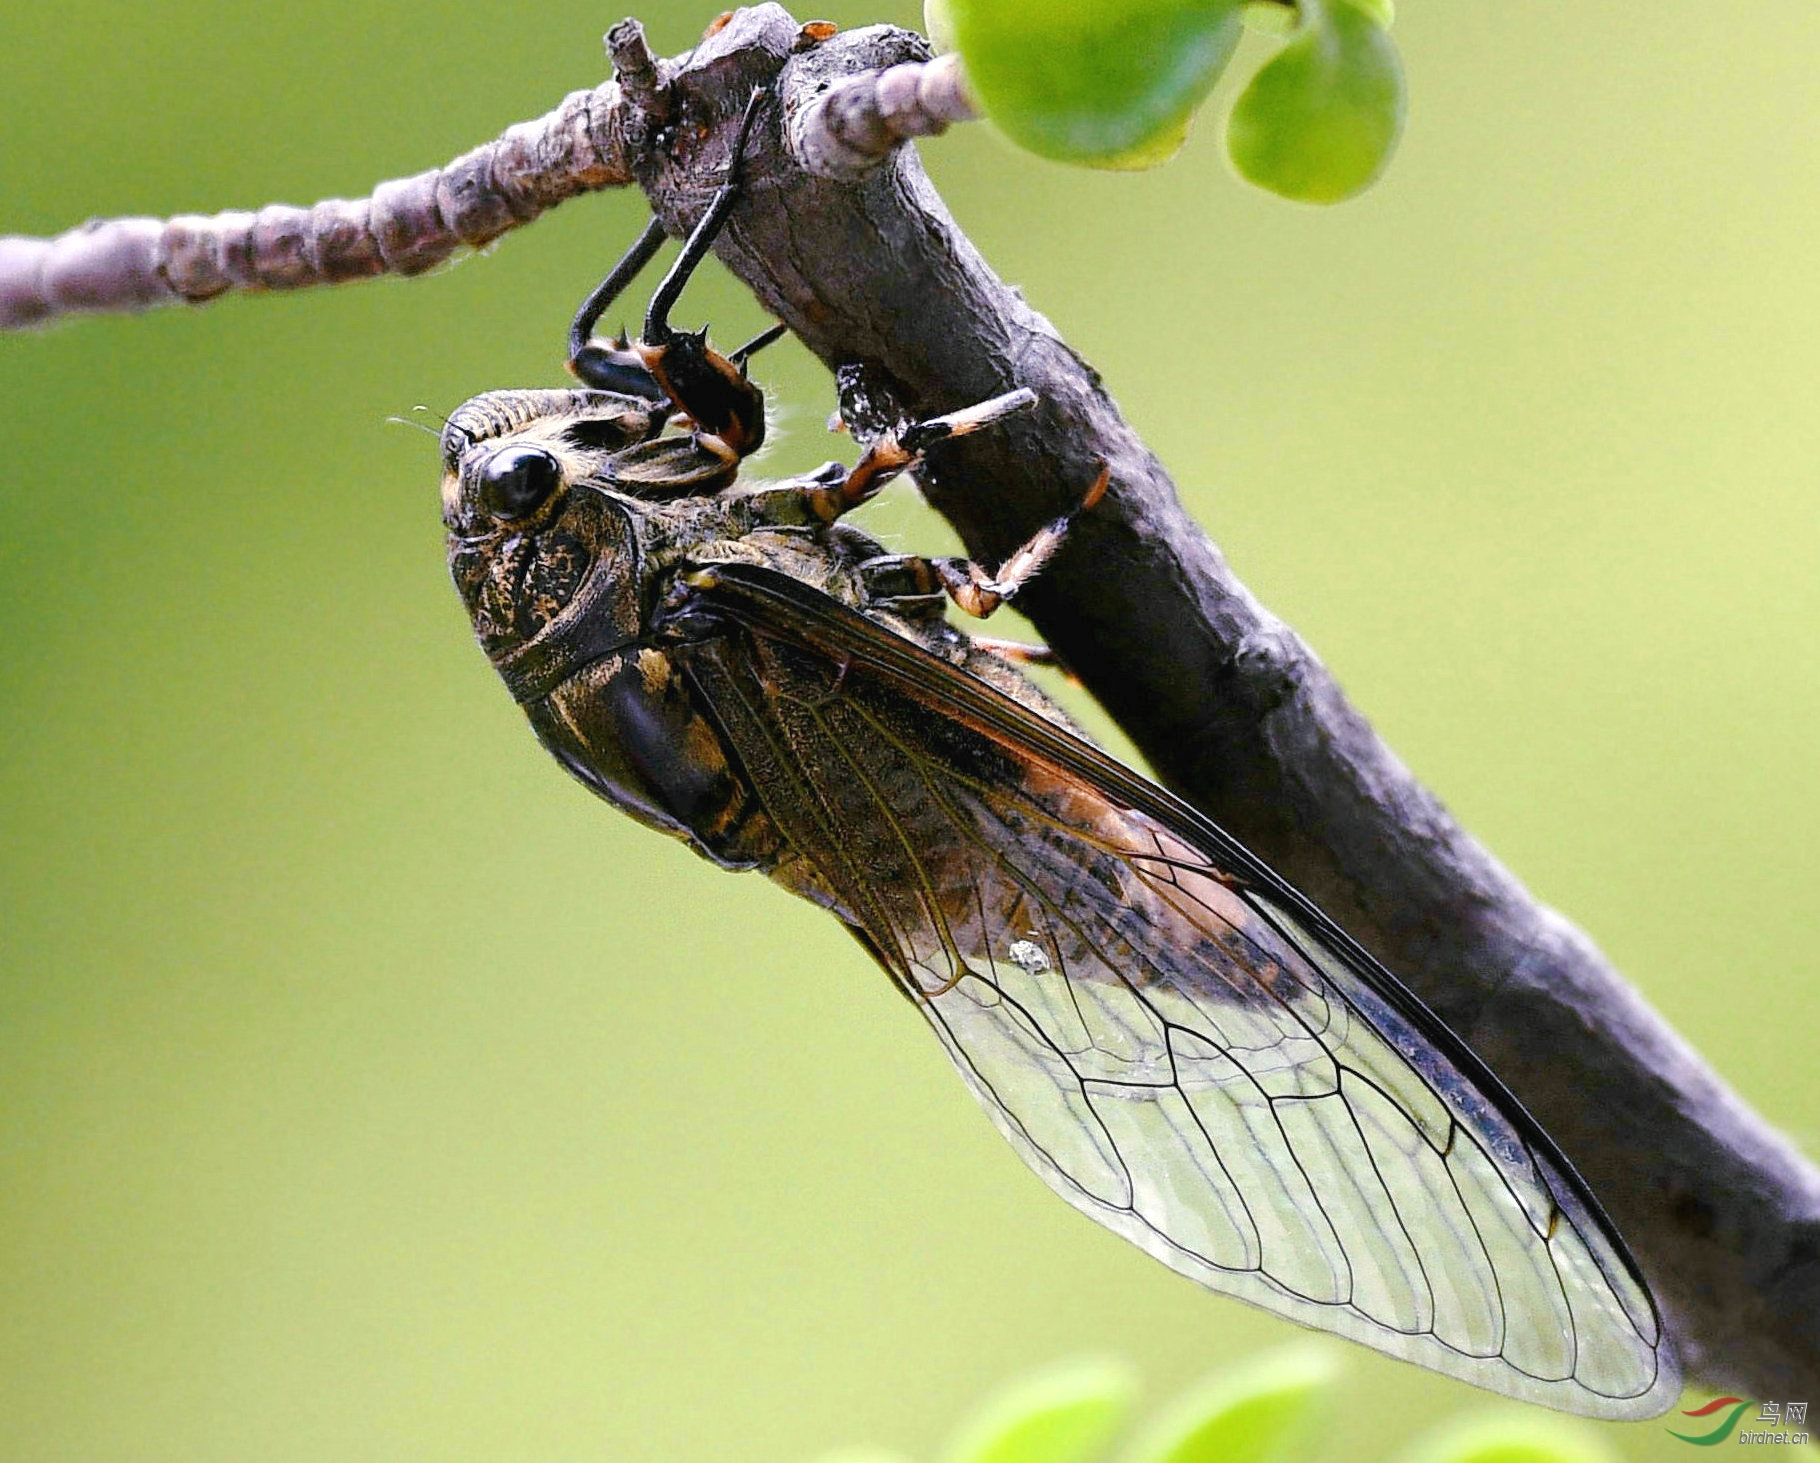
[1122,1343,1340,1463]
[1240,3,1299,39]
[1387,1410,1620,1463]
[922,0,957,55]
[942,1355,1138,1463]
[928,0,1246,168]
[1226,0,1407,203]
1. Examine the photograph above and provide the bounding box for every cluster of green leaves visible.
[924,0,1406,203]
[812,1347,1623,1463]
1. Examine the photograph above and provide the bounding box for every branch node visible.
[605,18,674,123]
[306,198,386,283]
[32,218,172,320]
[162,211,250,299]
[792,53,979,180]
[248,204,315,290]
[0,235,56,328]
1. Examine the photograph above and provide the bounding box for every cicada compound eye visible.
[478,446,563,521]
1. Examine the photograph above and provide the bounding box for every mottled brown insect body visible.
[438,380,1677,1420]
[440,385,1065,875]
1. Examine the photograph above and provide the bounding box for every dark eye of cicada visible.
[478,446,563,521]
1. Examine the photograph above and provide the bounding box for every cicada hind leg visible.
[566,88,787,497]
[915,463,1108,619]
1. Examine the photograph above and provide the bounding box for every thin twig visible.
[0,22,973,330]
[793,52,976,179]
[0,81,635,329]
[605,17,676,121]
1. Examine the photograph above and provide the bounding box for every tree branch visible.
[0,20,974,331]
[0,82,637,329]
[4,2,1815,1400]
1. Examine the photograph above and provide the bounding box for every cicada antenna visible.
[384,415,443,440]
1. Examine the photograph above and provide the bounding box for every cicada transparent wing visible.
[670,562,1679,1420]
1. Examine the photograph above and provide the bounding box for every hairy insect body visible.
[440,385,1676,1419]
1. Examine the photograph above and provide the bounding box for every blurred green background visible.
[3,2,1817,1459]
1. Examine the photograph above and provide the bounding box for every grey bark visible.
[0,86,638,328]
[3,2,1815,1401]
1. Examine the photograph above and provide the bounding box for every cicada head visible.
[439,389,655,669]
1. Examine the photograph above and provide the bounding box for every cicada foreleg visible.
[567,217,670,402]
[566,88,783,492]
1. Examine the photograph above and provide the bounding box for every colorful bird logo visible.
[1668,1396,1752,1445]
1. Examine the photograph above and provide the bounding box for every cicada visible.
[436,95,1678,1419]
